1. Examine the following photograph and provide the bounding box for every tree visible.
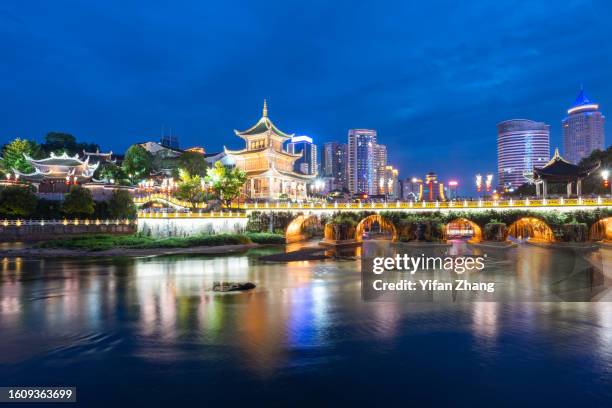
[174,169,209,208]
[204,161,247,207]
[122,145,153,184]
[178,151,208,177]
[41,132,99,156]
[0,186,38,217]
[62,186,95,217]
[1,138,42,173]
[95,162,128,185]
[108,189,137,219]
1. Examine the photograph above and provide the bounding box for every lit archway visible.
[445,218,482,243]
[507,217,555,243]
[285,215,321,243]
[355,215,398,242]
[589,217,612,241]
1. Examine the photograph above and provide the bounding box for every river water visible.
[1,242,611,406]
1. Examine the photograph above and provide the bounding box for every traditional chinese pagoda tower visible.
[225,101,313,200]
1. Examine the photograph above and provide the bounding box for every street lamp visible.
[602,169,611,195]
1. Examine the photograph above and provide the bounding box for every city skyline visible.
[1,1,612,191]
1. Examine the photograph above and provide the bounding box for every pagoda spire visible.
[262,99,268,117]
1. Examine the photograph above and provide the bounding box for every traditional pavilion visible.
[13,151,107,193]
[225,101,313,200]
[532,148,600,197]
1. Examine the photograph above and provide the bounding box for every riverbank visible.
[0,243,261,258]
[0,232,285,258]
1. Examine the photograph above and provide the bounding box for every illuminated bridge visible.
[134,193,612,214]
[134,194,612,243]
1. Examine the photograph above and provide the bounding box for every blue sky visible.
[1,0,610,193]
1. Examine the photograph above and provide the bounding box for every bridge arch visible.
[444,218,482,243]
[589,217,612,241]
[355,214,398,242]
[507,217,555,243]
[285,214,322,243]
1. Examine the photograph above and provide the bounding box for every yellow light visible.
[567,104,599,114]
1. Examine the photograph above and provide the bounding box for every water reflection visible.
[0,244,611,404]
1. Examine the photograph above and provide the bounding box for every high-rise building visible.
[347,129,377,194]
[562,87,605,164]
[497,119,550,190]
[374,144,387,190]
[287,135,318,175]
[401,177,421,201]
[378,165,399,198]
[321,142,348,190]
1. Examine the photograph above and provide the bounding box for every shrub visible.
[62,186,94,217]
[247,232,285,244]
[0,186,38,218]
[108,189,137,219]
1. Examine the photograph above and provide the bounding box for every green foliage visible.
[0,186,38,217]
[178,151,208,177]
[62,185,95,216]
[205,161,247,206]
[108,189,136,219]
[561,223,588,242]
[484,222,507,241]
[246,232,285,244]
[246,211,294,233]
[122,145,153,183]
[174,168,209,208]
[1,138,42,173]
[35,233,253,251]
[95,162,128,185]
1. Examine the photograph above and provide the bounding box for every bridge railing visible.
[1,219,134,227]
[137,211,247,218]
[133,193,612,211]
[237,197,612,210]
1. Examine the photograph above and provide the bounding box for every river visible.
[1,242,611,406]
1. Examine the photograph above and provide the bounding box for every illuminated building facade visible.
[225,101,313,200]
[12,151,106,193]
[401,177,421,201]
[321,142,348,191]
[497,119,550,190]
[348,129,377,195]
[287,135,318,175]
[417,172,446,201]
[378,165,399,198]
[562,88,605,164]
[374,143,387,187]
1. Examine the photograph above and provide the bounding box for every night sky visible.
[1,1,611,193]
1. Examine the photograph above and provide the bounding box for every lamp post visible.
[602,169,611,195]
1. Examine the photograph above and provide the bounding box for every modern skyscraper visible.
[321,142,348,190]
[348,129,377,195]
[374,143,387,191]
[378,165,399,198]
[497,119,550,190]
[562,87,605,164]
[287,135,318,175]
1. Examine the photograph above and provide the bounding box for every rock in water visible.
[212,281,256,292]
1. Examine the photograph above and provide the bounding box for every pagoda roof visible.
[533,148,600,181]
[25,152,91,167]
[224,145,302,159]
[243,166,315,181]
[83,149,113,157]
[234,100,294,140]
